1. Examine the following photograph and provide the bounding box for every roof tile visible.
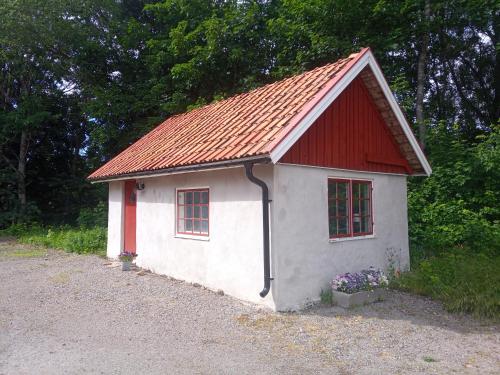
[89,51,361,180]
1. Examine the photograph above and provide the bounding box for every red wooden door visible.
[124,180,137,254]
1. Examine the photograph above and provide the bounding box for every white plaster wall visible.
[134,165,275,308]
[271,164,409,311]
[107,181,124,258]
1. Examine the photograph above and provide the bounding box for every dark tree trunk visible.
[17,129,28,216]
[416,0,431,150]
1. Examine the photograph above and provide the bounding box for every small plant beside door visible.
[119,251,136,271]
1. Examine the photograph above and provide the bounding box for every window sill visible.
[174,234,210,241]
[329,234,375,243]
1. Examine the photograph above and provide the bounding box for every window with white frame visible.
[328,179,373,239]
[176,189,209,236]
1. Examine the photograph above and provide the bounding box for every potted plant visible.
[119,251,136,271]
[329,267,388,308]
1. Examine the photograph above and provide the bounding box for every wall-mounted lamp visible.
[136,181,145,191]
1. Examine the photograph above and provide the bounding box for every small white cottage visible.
[89,48,431,311]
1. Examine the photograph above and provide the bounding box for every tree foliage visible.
[0,0,498,260]
[409,124,500,256]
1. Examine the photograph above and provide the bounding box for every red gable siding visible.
[280,77,412,174]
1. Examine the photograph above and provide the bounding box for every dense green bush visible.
[77,201,107,228]
[399,125,500,319]
[393,250,499,319]
[408,125,500,258]
[0,224,106,255]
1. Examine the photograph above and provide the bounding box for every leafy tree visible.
[0,0,498,257]
[408,124,500,256]
[0,0,117,225]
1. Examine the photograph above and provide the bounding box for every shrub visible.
[408,125,500,257]
[77,202,107,228]
[0,224,107,255]
[392,250,500,319]
[320,288,333,305]
[119,251,136,262]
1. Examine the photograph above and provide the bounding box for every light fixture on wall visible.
[136,181,145,191]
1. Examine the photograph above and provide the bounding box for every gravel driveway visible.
[0,238,498,375]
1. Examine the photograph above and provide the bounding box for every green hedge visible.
[1,224,106,255]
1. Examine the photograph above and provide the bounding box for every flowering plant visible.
[119,251,136,262]
[331,268,388,294]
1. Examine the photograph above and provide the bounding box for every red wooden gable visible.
[280,77,412,174]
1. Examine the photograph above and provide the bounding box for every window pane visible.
[353,220,360,234]
[338,200,348,216]
[201,191,209,204]
[178,219,185,232]
[361,199,370,216]
[352,182,372,235]
[328,180,350,237]
[328,199,337,216]
[201,220,208,233]
[329,219,338,237]
[337,182,348,199]
[193,220,201,233]
[328,182,336,195]
[359,183,370,199]
[178,192,184,204]
[177,189,209,236]
[338,217,349,234]
[361,216,371,233]
[353,197,359,213]
[352,184,359,200]
[328,180,372,237]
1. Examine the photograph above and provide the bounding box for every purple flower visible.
[331,267,388,294]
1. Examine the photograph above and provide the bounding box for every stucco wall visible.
[131,165,275,308]
[271,164,409,311]
[106,163,410,311]
[107,181,124,258]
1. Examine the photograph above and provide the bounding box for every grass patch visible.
[0,224,106,256]
[392,249,499,319]
[8,249,47,258]
[422,356,438,363]
[320,288,333,305]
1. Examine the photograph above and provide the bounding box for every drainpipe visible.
[244,162,272,298]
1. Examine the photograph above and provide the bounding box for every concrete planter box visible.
[332,288,387,308]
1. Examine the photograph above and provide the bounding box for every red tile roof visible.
[89,49,368,180]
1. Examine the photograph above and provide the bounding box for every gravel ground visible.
[0,238,498,375]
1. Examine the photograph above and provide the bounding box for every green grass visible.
[422,356,438,363]
[392,249,500,319]
[0,224,107,256]
[320,288,333,305]
[8,249,47,258]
